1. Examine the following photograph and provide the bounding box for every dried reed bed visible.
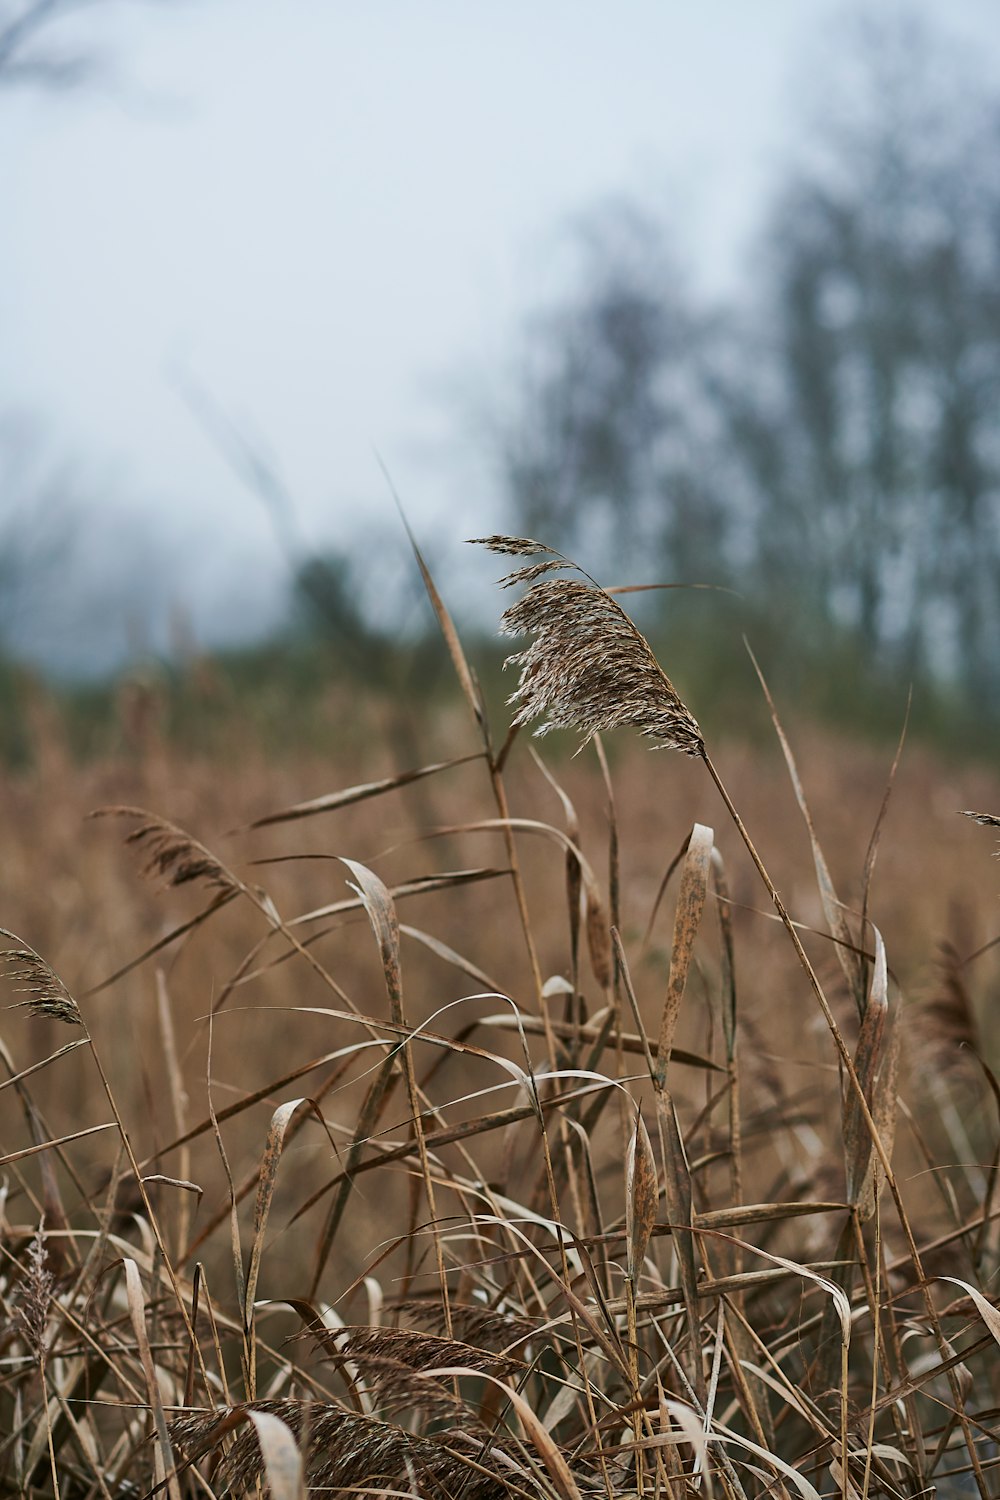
[0,536,998,1499]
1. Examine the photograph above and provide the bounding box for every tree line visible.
[495,15,1000,728]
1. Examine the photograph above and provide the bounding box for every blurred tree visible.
[496,200,732,581]
[0,0,186,674]
[0,0,179,90]
[498,12,1000,720]
[0,416,76,660]
[0,0,104,88]
[724,12,1000,701]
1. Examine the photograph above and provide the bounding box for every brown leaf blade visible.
[625,1111,658,1284]
[247,753,483,829]
[340,858,403,1022]
[655,1091,704,1399]
[123,1258,182,1500]
[656,823,713,1089]
[0,1122,115,1167]
[937,1276,1000,1349]
[245,1098,332,1330]
[243,1409,307,1500]
[843,926,890,1211]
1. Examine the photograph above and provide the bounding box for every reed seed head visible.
[472,535,704,756]
[0,931,82,1026]
[17,1221,55,1360]
[91,808,239,892]
[962,809,1000,854]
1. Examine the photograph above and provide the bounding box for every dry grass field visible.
[0,540,998,1498]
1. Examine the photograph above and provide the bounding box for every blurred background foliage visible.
[1,6,1000,760]
[492,17,1000,751]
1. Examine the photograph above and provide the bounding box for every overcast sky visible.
[3,0,1000,668]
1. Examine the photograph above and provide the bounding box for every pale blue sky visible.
[2,0,999,666]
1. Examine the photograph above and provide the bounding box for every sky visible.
[2,0,1000,670]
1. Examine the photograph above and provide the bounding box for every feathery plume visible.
[962,809,1000,854]
[91,808,239,893]
[394,1297,539,1351]
[170,1399,524,1500]
[468,534,553,556]
[0,930,82,1026]
[472,535,704,755]
[17,1221,55,1360]
[328,1325,524,1380]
